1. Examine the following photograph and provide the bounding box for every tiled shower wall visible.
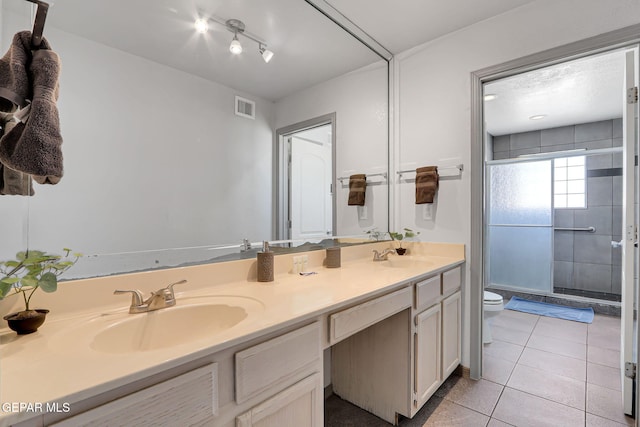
[492,119,623,300]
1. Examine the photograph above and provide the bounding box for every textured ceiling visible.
[484,50,627,136]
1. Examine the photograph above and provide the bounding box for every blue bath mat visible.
[504,296,594,323]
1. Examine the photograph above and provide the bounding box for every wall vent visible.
[235,96,256,120]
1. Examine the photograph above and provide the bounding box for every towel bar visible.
[397,164,463,178]
[554,226,596,233]
[337,172,387,184]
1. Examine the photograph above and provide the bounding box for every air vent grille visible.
[235,96,256,119]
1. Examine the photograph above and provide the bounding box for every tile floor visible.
[326,306,635,426]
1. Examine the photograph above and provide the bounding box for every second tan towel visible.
[416,166,438,204]
[348,174,366,206]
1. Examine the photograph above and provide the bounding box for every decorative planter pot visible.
[3,309,49,335]
[396,248,407,256]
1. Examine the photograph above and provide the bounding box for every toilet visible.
[483,291,504,344]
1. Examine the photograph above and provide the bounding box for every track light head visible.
[229,34,243,54]
[259,45,274,63]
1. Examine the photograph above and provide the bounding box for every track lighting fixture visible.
[194,15,274,63]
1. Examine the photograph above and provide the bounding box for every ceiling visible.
[6,0,625,128]
[484,50,627,136]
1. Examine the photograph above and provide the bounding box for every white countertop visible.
[0,241,464,426]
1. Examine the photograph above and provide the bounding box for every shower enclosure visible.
[485,145,623,302]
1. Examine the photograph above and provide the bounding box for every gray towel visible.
[0,112,33,196]
[0,31,34,112]
[0,35,63,185]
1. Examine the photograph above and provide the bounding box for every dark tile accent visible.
[586,168,622,178]
[612,118,623,139]
[575,120,612,143]
[493,135,510,153]
[541,126,574,147]
[574,234,612,265]
[586,177,613,207]
[553,287,620,302]
[510,131,541,151]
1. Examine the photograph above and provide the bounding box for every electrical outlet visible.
[423,204,433,220]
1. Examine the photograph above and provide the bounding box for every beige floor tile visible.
[533,316,588,344]
[588,330,621,351]
[518,347,586,381]
[492,310,538,333]
[483,354,516,385]
[587,362,622,391]
[435,377,503,416]
[420,399,489,427]
[586,413,633,426]
[587,383,634,425]
[527,332,586,360]
[492,388,584,427]
[490,323,532,346]
[506,364,585,410]
[483,340,524,363]
[590,315,621,332]
[487,419,514,427]
[588,346,620,369]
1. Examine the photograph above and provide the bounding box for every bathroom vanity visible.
[0,242,464,427]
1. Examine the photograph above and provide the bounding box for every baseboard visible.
[454,364,470,379]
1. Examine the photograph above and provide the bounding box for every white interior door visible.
[290,133,332,241]
[622,47,638,416]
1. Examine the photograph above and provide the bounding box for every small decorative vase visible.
[396,248,407,256]
[3,309,49,335]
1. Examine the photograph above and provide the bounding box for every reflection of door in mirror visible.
[276,114,336,241]
[289,124,333,241]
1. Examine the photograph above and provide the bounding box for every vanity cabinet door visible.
[236,373,322,427]
[414,304,441,409]
[442,291,462,378]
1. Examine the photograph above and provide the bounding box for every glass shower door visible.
[486,159,553,292]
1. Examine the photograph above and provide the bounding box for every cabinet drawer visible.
[330,287,412,344]
[415,275,441,311]
[442,266,461,296]
[51,364,218,427]
[236,373,322,427]
[236,322,321,404]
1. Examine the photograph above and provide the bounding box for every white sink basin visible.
[51,295,264,354]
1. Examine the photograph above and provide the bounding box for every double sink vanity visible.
[0,241,464,427]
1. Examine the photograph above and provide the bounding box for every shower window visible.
[553,156,585,208]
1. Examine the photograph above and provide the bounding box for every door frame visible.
[274,113,337,240]
[469,24,640,392]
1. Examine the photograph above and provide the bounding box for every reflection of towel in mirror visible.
[0,31,32,112]
[348,174,367,206]
[0,112,33,195]
[415,166,438,204]
[0,33,63,185]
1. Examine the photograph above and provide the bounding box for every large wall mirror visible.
[0,0,389,279]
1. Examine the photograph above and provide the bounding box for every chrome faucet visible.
[372,248,395,261]
[114,279,187,314]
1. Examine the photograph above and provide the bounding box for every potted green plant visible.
[388,228,420,255]
[0,249,80,334]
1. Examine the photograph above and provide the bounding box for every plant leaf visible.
[38,272,58,293]
[0,280,12,298]
[20,276,38,288]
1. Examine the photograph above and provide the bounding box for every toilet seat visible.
[484,291,503,304]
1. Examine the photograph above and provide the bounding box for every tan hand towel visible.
[348,174,367,206]
[0,34,63,185]
[415,166,438,204]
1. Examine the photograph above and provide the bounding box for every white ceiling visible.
[326,0,536,54]
[8,0,625,130]
[484,50,627,136]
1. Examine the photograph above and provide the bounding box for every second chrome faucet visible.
[114,279,187,314]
